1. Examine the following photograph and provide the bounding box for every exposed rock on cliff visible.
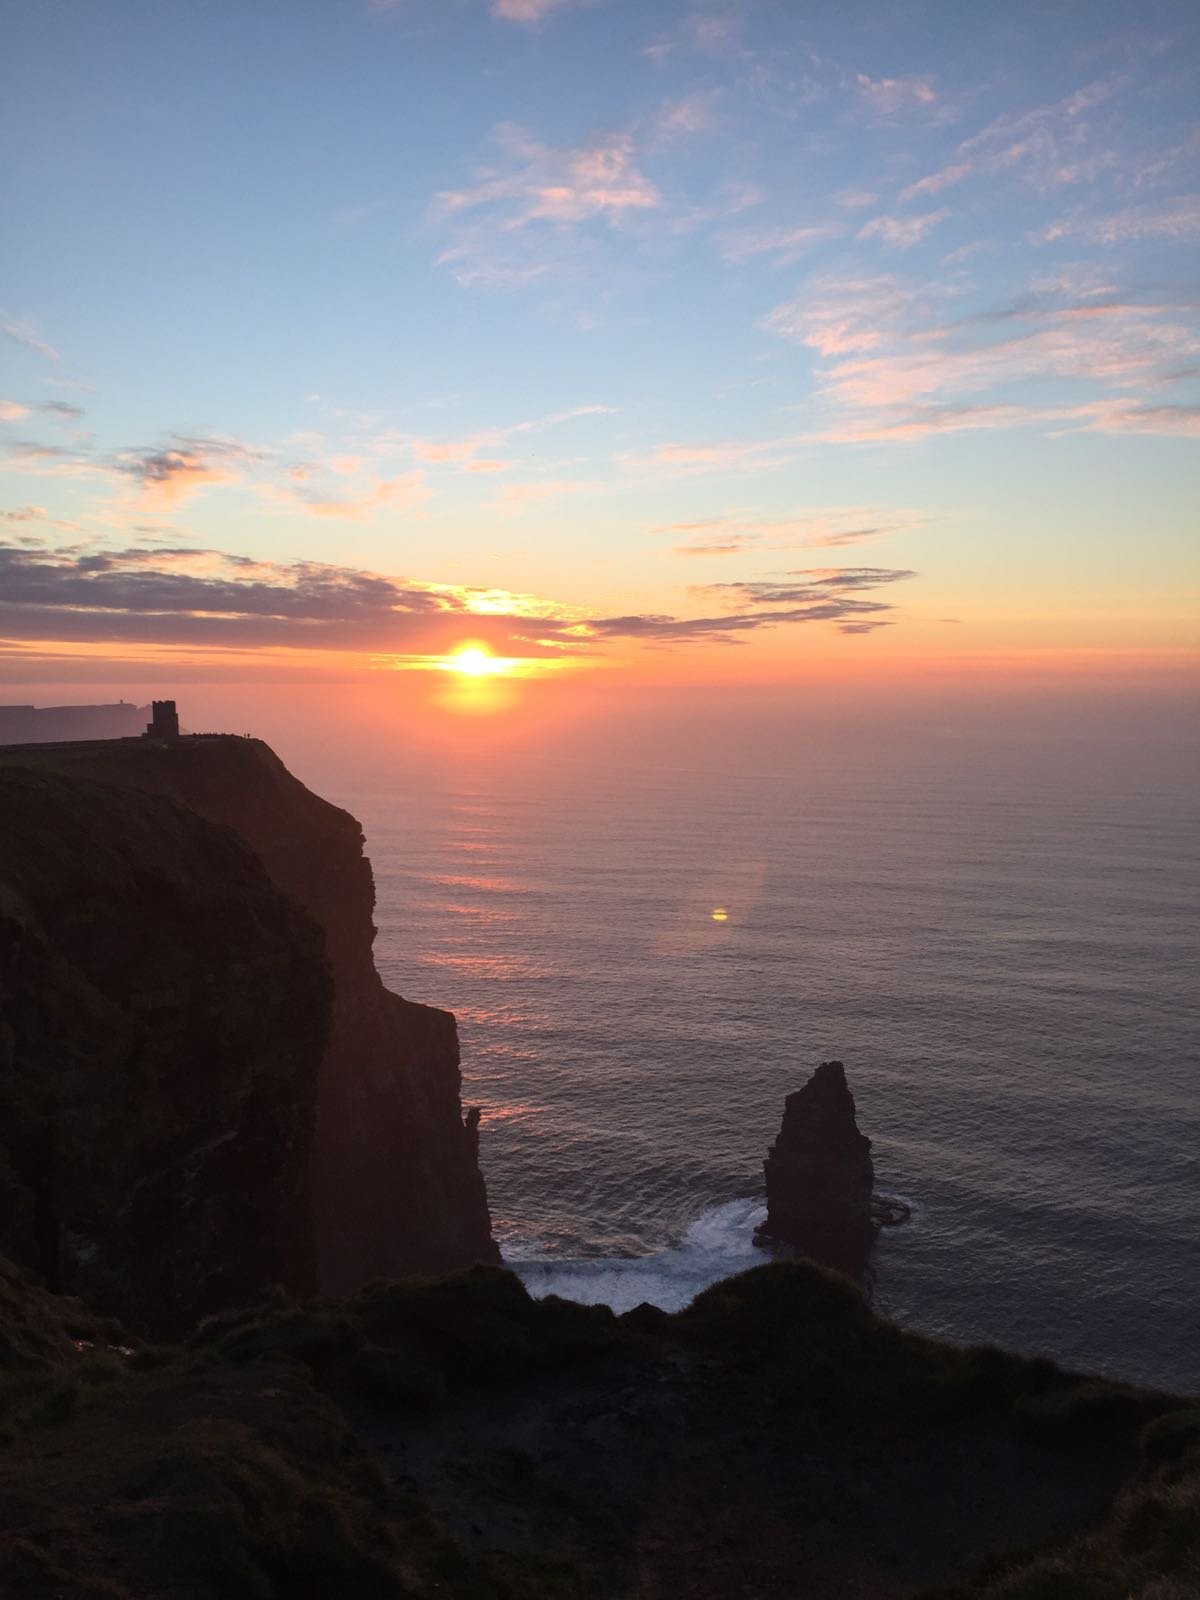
[0,767,327,1333]
[0,736,498,1294]
[754,1059,877,1274]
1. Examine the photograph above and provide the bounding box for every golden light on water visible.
[711,907,729,922]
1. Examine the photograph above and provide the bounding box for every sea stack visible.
[754,1060,877,1276]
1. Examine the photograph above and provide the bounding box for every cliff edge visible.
[0,736,498,1300]
[0,765,327,1332]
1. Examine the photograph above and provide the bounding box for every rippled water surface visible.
[335,709,1199,1391]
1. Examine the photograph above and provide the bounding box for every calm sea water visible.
[333,701,1199,1393]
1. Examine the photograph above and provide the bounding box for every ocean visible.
[335,693,1199,1393]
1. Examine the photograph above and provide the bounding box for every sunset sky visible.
[2,0,1198,701]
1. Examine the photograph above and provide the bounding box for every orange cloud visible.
[270,471,430,520]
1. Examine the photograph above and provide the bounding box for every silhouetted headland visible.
[0,726,496,1332]
[0,699,148,745]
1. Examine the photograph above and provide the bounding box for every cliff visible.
[755,1060,877,1274]
[0,736,497,1294]
[0,701,147,745]
[0,766,326,1333]
[1,1253,1195,1599]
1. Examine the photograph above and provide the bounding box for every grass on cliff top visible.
[923,1406,1200,1600]
[0,1258,585,1600]
[190,1262,626,1420]
[194,1258,1176,1453]
[3,1254,1195,1600]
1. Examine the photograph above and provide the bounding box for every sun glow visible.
[448,645,506,677]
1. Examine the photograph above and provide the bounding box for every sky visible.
[2,0,1198,711]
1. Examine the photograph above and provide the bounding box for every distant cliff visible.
[0,701,148,744]
[0,736,497,1299]
[0,765,327,1332]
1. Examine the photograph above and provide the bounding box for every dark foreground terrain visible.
[2,1253,1197,1599]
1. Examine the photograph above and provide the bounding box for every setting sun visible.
[450,646,503,677]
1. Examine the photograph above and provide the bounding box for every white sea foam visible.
[509,1198,767,1314]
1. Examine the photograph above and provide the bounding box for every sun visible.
[448,644,505,677]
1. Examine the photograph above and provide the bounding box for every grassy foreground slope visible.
[1,1255,1196,1599]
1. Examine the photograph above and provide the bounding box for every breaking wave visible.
[508,1197,768,1314]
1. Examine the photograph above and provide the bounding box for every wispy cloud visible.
[674,565,917,635]
[642,13,747,63]
[0,313,60,362]
[115,436,267,508]
[899,78,1119,201]
[1,398,85,425]
[0,542,915,658]
[1058,398,1200,437]
[267,471,430,520]
[631,438,796,475]
[401,402,616,471]
[835,189,879,211]
[1038,194,1200,245]
[370,0,580,18]
[855,73,937,115]
[491,477,590,510]
[858,210,949,250]
[718,222,842,265]
[490,0,568,20]
[900,162,973,201]
[433,122,661,288]
[762,270,1200,441]
[436,126,660,225]
[0,505,84,542]
[657,90,720,140]
[653,507,924,555]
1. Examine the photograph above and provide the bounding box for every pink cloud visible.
[718,222,842,265]
[898,78,1120,201]
[900,162,973,202]
[651,507,925,555]
[433,124,660,289]
[858,210,949,250]
[762,270,1200,443]
[0,400,30,422]
[406,403,615,471]
[657,91,719,139]
[436,125,660,230]
[855,73,937,114]
[271,471,430,521]
[490,0,572,21]
[492,478,589,509]
[0,313,60,362]
[1039,194,1200,245]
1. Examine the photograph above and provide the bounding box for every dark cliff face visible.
[0,767,327,1333]
[0,737,498,1292]
[755,1059,877,1275]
